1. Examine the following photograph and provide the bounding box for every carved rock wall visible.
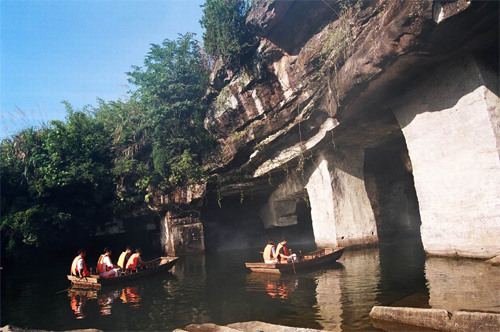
[158,0,499,257]
[158,184,207,255]
[306,148,378,248]
[392,56,500,259]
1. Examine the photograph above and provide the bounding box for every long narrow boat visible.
[245,247,344,274]
[67,256,178,290]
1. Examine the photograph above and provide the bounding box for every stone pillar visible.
[160,211,205,256]
[306,157,338,247]
[306,148,378,248]
[158,183,207,255]
[393,56,500,259]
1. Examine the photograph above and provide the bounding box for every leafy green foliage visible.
[126,34,213,182]
[200,0,252,65]
[1,34,214,257]
[1,105,114,254]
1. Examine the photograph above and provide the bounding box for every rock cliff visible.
[161,0,500,259]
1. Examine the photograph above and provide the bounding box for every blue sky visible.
[1,0,205,139]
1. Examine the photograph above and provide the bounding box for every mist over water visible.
[2,241,498,331]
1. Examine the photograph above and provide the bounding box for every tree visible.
[1,104,114,255]
[1,34,216,258]
[200,0,251,65]
[126,33,213,186]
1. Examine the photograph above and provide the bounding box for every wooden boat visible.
[67,256,178,290]
[245,247,344,274]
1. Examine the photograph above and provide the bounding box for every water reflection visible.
[336,249,382,331]
[246,273,299,299]
[68,289,97,319]
[97,289,120,315]
[425,257,500,313]
[65,273,176,321]
[7,244,499,331]
[120,286,141,307]
[313,264,343,332]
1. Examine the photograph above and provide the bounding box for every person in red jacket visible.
[126,248,146,271]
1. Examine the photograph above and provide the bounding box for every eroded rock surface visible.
[159,0,500,257]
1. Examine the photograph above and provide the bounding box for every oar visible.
[55,287,72,294]
[56,283,74,294]
[291,256,296,274]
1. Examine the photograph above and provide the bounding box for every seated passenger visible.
[71,249,90,278]
[263,239,278,264]
[126,248,146,271]
[276,237,297,263]
[117,246,133,269]
[97,247,121,278]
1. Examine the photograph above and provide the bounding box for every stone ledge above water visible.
[369,306,500,332]
[174,321,332,332]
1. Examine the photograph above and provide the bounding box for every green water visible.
[1,241,468,331]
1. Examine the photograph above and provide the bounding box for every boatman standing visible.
[71,249,90,278]
[98,247,121,277]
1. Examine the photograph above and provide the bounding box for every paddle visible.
[55,286,73,294]
[290,251,297,274]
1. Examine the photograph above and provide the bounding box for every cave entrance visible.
[201,185,315,252]
[363,129,422,245]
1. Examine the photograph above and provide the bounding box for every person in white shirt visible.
[97,247,121,277]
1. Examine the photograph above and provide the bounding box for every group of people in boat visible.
[263,237,298,264]
[71,246,146,279]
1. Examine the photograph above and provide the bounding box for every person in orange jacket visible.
[71,249,90,278]
[97,247,121,277]
[126,248,146,271]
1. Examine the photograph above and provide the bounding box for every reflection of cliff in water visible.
[336,249,382,331]
[425,257,500,313]
[309,243,427,332]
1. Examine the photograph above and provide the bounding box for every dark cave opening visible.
[363,130,422,245]
[201,187,316,252]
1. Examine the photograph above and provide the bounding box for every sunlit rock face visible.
[392,56,500,259]
[306,150,378,248]
[158,0,499,256]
